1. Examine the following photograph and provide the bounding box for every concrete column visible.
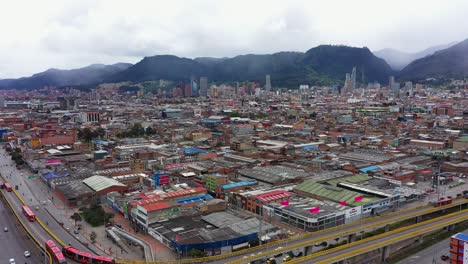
[348,233,357,242]
[385,224,390,232]
[381,245,390,262]
[304,245,313,256]
[417,235,423,245]
[416,215,422,223]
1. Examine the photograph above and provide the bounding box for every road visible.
[0,150,98,254]
[209,199,468,264]
[397,228,468,264]
[285,210,468,264]
[0,192,46,264]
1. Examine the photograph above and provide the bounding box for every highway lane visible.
[287,210,468,264]
[0,193,46,264]
[397,228,468,264]
[0,151,93,253]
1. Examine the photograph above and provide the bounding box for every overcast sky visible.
[1,0,467,78]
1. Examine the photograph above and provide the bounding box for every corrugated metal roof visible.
[82,175,126,192]
[294,180,374,206]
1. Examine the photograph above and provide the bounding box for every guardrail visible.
[0,179,52,264]
[304,212,468,264]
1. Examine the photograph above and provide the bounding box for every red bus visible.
[45,240,68,264]
[434,197,453,207]
[63,246,115,264]
[4,182,12,192]
[22,205,36,222]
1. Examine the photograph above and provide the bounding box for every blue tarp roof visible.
[221,180,257,190]
[201,119,224,124]
[303,145,317,150]
[359,165,379,173]
[42,172,59,180]
[176,194,212,204]
[182,147,208,155]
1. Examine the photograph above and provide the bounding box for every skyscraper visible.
[389,76,395,89]
[265,75,271,91]
[351,67,356,90]
[0,94,4,108]
[343,73,351,94]
[392,82,400,97]
[191,79,198,97]
[199,77,208,97]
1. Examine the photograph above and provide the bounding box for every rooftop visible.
[82,175,126,192]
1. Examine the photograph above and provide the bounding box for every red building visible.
[449,233,468,263]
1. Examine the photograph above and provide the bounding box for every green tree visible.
[71,213,82,226]
[90,231,97,243]
[95,127,106,138]
[145,126,155,135]
[129,123,145,137]
[188,249,206,258]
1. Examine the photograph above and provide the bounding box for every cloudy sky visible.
[1,0,467,78]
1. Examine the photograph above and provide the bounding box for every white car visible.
[24,251,31,257]
[3,227,8,232]
[9,258,15,264]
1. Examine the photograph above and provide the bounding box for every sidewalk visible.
[104,206,177,261]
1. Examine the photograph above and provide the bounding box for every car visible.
[115,224,123,228]
[42,200,47,205]
[441,255,449,261]
[105,222,113,227]
[73,229,79,234]
[24,251,31,258]
[9,258,15,264]
[283,255,292,262]
[3,227,8,232]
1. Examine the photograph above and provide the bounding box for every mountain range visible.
[399,38,468,80]
[0,39,466,90]
[373,42,457,71]
[0,63,132,89]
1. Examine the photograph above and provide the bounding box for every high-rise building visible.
[199,77,208,97]
[343,73,351,94]
[389,76,395,89]
[0,94,5,108]
[265,75,271,91]
[392,82,400,97]
[351,67,356,90]
[449,233,468,263]
[184,84,192,97]
[191,79,198,97]
[90,89,100,102]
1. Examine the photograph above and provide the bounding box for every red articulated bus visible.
[434,197,453,207]
[22,205,36,222]
[62,246,115,264]
[4,182,12,192]
[45,240,68,264]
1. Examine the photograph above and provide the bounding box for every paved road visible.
[0,148,104,255]
[0,194,46,264]
[287,210,468,264]
[397,228,468,264]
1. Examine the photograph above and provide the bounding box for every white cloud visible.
[0,0,467,78]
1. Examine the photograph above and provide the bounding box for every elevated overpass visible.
[288,210,468,264]
[116,199,468,264]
